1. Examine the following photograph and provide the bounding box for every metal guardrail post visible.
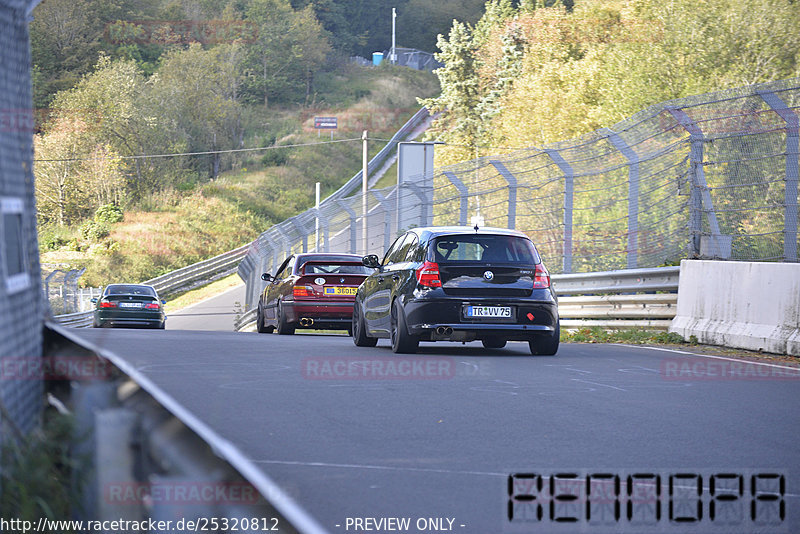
[402,182,429,227]
[758,90,799,262]
[443,171,469,226]
[667,107,723,257]
[490,161,517,230]
[607,131,641,269]
[312,207,330,252]
[371,190,393,252]
[290,217,309,253]
[336,199,358,254]
[545,148,574,273]
[275,226,292,258]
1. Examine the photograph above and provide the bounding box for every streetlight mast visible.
[391,7,396,64]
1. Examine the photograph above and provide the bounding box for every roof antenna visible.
[473,224,479,233]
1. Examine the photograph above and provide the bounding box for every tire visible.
[390,299,418,354]
[276,302,295,335]
[352,302,377,347]
[256,305,273,333]
[158,321,166,330]
[529,322,560,356]
[482,338,507,349]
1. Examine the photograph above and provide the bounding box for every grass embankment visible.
[562,328,686,345]
[39,64,439,288]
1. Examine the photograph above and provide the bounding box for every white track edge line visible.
[619,344,800,372]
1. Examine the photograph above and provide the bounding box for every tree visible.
[241,0,331,106]
[419,20,481,163]
[395,0,485,53]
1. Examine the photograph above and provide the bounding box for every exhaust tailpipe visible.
[300,318,314,327]
[435,326,453,336]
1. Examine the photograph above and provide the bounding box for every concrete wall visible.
[670,260,800,355]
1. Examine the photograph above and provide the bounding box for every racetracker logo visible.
[660,357,800,381]
[302,357,456,380]
[104,481,259,505]
[0,356,113,380]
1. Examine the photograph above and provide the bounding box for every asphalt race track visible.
[164,285,246,331]
[68,323,800,534]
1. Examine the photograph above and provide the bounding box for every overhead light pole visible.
[391,7,396,64]
[362,130,368,254]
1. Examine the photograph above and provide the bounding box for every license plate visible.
[464,305,512,318]
[119,302,142,309]
[323,286,357,296]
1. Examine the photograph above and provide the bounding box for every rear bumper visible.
[283,300,354,328]
[403,296,558,342]
[95,310,165,327]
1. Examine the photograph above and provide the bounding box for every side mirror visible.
[90,298,98,304]
[161,299,166,305]
[362,254,380,269]
[261,273,272,281]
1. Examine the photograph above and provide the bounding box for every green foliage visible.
[38,225,73,252]
[94,203,124,224]
[0,410,83,519]
[261,149,289,167]
[563,327,686,345]
[79,219,110,242]
[426,0,800,154]
[241,0,331,107]
[396,0,486,53]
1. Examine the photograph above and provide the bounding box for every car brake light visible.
[99,301,117,308]
[145,303,160,309]
[293,285,314,297]
[533,263,550,289]
[416,261,442,288]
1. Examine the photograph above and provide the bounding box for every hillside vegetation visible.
[37,61,438,286]
[31,0,447,286]
[423,0,800,165]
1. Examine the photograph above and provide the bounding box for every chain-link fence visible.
[43,268,102,314]
[238,77,800,310]
[387,47,442,72]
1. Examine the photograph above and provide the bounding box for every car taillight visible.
[416,261,442,288]
[533,263,550,289]
[293,285,314,297]
[144,303,160,309]
[99,301,117,308]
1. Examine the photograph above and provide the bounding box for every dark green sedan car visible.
[92,284,166,329]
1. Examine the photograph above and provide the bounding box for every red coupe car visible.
[256,253,374,335]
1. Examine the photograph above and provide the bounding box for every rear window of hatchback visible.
[428,235,541,264]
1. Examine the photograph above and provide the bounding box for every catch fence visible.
[238,78,800,310]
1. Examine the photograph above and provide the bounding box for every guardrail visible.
[235,266,680,332]
[52,310,95,328]
[53,244,250,328]
[145,244,249,295]
[554,266,679,330]
[235,308,258,331]
[47,322,328,533]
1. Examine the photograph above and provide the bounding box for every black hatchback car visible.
[352,226,559,354]
[92,284,166,329]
